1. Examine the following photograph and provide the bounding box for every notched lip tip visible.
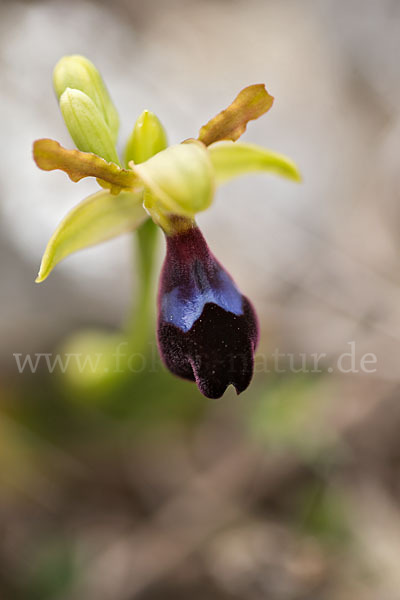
[199,380,250,400]
[234,382,250,397]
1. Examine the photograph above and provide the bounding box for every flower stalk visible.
[128,217,159,353]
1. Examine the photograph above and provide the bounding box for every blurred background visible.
[1,0,400,598]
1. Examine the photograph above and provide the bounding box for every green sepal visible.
[208,141,302,184]
[53,55,119,143]
[36,189,147,282]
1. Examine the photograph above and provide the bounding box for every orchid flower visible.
[33,55,301,398]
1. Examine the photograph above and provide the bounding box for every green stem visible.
[127,218,159,354]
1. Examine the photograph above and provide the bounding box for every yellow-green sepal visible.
[59,88,120,165]
[131,140,215,219]
[36,189,147,282]
[124,110,168,166]
[53,55,119,143]
[208,141,302,184]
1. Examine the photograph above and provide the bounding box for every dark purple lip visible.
[157,222,259,398]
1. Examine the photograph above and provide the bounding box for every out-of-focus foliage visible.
[248,374,340,458]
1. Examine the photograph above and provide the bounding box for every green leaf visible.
[124,110,168,166]
[131,140,215,219]
[208,141,302,183]
[36,189,147,282]
[59,88,120,165]
[198,84,274,146]
[53,55,119,143]
[33,139,139,193]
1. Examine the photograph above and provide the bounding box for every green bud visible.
[59,88,120,165]
[131,140,215,218]
[53,55,119,143]
[124,110,168,166]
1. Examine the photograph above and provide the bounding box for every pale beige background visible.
[1,0,399,379]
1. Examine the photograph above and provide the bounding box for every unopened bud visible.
[59,88,120,165]
[53,55,119,143]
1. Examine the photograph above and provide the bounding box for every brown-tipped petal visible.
[33,139,139,193]
[198,84,274,146]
